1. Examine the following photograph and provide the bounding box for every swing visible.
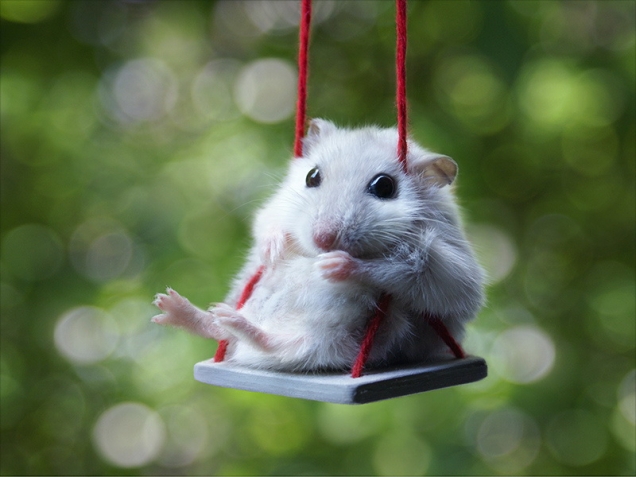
[193,0,487,404]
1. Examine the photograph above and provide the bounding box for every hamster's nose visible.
[313,230,338,251]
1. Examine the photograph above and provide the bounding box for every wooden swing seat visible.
[193,0,488,405]
[194,355,487,405]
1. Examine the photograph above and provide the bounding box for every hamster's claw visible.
[151,312,171,325]
[153,292,168,310]
[152,292,173,322]
[153,288,189,314]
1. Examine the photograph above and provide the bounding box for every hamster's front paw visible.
[260,229,292,265]
[316,250,359,282]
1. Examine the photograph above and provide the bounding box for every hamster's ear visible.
[408,153,458,187]
[302,119,337,156]
[306,118,337,139]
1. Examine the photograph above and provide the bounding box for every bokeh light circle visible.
[490,325,556,383]
[618,370,636,425]
[0,0,61,24]
[234,58,296,123]
[99,58,178,125]
[434,54,510,133]
[158,405,209,468]
[474,407,541,473]
[69,218,141,283]
[92,402,166,468]
[546,409,608,466]
[477,408,525,458]
[54,306,119,365]
[244,0,302,33]
[466,224,517,284]
[372,431,431,476]
[85,232,133,281]
[191,59,241,122]
[114,58,177,122]
[317,404,384,444]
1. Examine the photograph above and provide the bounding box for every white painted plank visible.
[194,356,487,404]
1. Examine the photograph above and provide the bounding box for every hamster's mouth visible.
[313,242,384,261]
[299,227,390,260]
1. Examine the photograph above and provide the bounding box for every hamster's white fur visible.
[153,119,485,371]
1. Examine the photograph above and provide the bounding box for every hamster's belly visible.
[228,256,378,370]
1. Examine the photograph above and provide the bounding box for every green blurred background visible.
[1,0,634,475]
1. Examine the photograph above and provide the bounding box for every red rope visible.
[235,265,266,310]
[213,339,229,362]
[294,0,312,158]
[351,294,392,378]
[396,0,408,170]
[351,0,409,377]
[425,314,466,359]
[216,0,310,360]
[213,265,265,362]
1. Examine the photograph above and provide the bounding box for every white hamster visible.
[153,119,485,372]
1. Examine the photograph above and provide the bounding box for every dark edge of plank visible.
[352,356,488,403]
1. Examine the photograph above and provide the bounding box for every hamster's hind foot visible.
[211,303,276,352]
[152,288,224,340]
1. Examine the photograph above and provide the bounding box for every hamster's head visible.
[282,119,459,258]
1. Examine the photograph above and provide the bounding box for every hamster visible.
[152,119,485,372]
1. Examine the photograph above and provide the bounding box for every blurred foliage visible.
[1,0,635,475]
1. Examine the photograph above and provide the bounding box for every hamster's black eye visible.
[367,174,397,199]
[306,167,321,188]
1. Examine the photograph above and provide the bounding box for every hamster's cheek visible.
[362,202,412,251]
[282,206,318,257]
[295,226,321,257]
